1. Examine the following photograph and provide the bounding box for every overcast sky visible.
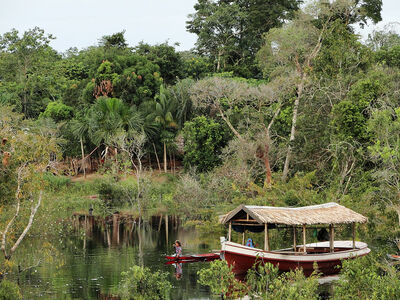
[0,0,398,53]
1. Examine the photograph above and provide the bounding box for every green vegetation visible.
[199,255,400,300]
[116,266,172,300]
[0,280,22,300]
[333,254,400,300]
[198,260,319,299]
[1,0,400,298]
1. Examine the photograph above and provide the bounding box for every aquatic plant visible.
[116,265,172,300]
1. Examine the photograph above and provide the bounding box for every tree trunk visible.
[163,142,167,173]
[263,105,281,188]
[264,143,272,188]
[80,138,86,178]
[217,106,244,141]
[9,191,42,259]
[217,50,221,72]
[173,152,176,174]
[282,78,304,182]
[169,149,173,174]
[153,143,162,172]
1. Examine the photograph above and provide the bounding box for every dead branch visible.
[9,191,42,257]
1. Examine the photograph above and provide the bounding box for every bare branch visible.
[9,191,42,257]
[1,165,25,259]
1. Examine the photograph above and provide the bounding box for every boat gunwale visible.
[221,240,371,262]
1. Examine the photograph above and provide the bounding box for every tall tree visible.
[147,85,178,172]
[258,2,371,181]
[187,0,301,77]
[134,42,184,85]
[0,28,61,118]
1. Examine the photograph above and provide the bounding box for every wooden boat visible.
[165,253,220,262]
[219,203,370,276]
[387,254,400,261]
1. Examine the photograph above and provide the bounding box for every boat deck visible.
[273,241,368,255]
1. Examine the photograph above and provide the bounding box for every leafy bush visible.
[43,173,71,191]
[333,254,400,300]
[198,260,319,300]
[0,280,22,300]
[183,116,231,172]
[97,177,136,208]
[40,101,74,122]
[117,265,172,300]
[197,260,247,299]
[246,262,319,300]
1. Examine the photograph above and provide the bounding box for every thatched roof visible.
[220,202,367,225]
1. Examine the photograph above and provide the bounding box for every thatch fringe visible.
[220,202,367,225]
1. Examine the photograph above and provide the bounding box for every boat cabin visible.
[220,202,367,254]
[219,202,369,275]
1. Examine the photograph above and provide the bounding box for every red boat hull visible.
[165,253,220,261]
[221,241,370,276]
[223,250,346,276]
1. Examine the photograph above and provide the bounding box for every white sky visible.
[0,0,398,53]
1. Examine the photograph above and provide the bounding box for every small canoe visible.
[387,254,400,261]
[165,253,220,261]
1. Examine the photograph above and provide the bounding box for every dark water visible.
[12,217,219,299]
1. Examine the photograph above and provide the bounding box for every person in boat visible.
[246,238,255,248]
[173,240,182,257]
[317,228,330,242]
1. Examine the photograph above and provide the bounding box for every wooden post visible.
[165,214,169,246]
[242,231,245,245]
[80,138,86,178]
[352,223,356,249]
[293,226,297,252]
[264,223,270,251]
[158,215,163,232]
[329,224,334,253]
[302,224,306,253]
[153,143,161,172]
[228,222,232,242]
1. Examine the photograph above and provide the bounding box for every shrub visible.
[43,173,71,191]
[0,280,22,300]
[117,265,172,300]
[97,178,137,208]
[198,260,319,300]
[247,262,319,300]
[197,260,247,299]
[333,254,400,300]
[40,101,74,122]
[183,116,231,172]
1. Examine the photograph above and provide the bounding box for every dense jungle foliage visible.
[2,0,400,298]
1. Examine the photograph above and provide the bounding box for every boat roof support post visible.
[293,226,297,251]
[265,223,270,251]
[302,224,306,253]
[329,224,334,253]
[352,222,356,249]
[228,222,232,242]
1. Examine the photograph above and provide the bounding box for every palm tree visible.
[170,78,194,127]
[72,97,143,173]
[87,97,143,147]
[148,85,178,172]
[71,111,90,178]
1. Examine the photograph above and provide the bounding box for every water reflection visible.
[12,215,218,299]
[173,263,183,280]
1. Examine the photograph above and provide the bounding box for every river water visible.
[12,217,219,299]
